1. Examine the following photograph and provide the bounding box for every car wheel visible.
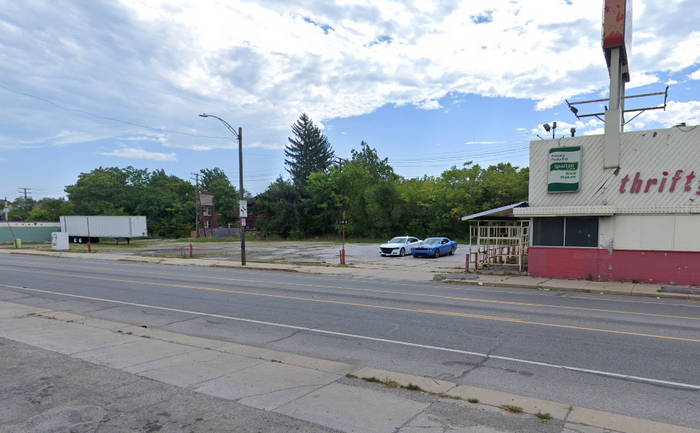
[449,246,456,255]
[400,248,405,257]
[434,249,440,258]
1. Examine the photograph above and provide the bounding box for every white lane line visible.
[0,256,700,308]
[2,259,699,310]
[3,283,700,392]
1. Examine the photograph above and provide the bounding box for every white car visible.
[379,236,422,257]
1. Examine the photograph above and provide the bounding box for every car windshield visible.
[422,238,443,245]
[388,237,407,243]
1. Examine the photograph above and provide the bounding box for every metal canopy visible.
[460,202,528,221]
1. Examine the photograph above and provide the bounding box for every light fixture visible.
[569,105,579,115]
[570,127,576,137]
[542,123,551,132]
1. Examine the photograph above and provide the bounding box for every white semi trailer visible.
[60,216,147,243]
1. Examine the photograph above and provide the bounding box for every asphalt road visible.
[1,255,698,429]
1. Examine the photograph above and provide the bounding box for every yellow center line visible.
[2,260,698,322]
[6,267,700,344]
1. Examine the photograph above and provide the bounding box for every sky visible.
[1,0,700,200]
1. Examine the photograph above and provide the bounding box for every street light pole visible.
[199,113,246,266]
[237,126,246,266]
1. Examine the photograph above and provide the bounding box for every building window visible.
[533,217,564,246]
[532,217,598,247]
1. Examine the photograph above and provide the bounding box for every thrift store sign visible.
[548,146,581,193]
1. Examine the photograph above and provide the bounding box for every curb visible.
[2,300,696,433]
[342,366,698,433]
[442,278,700,301]
[0,249,303,274]
[3,249,700,301]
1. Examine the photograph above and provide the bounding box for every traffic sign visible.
[239,200,248,218]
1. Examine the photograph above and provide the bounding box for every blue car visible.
[411,237,458,258]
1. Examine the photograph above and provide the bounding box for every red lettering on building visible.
[658,171,669,192]
[670,170,683,192]
[619,174,630,193]
[685,171,696,191]
[619,169,700,194]
[630,172,643,194]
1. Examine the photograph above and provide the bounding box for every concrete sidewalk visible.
[1,300,697,433]
[3,248,699,301]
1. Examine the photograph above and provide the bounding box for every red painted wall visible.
[529,247,700,286]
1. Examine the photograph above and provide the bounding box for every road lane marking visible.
[3,269,700,344]
[5,256,700,309]
[3,282,700,391]
[1,261,698,321]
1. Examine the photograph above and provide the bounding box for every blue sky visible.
[1,0,699,199]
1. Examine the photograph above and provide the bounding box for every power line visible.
[18,187,32,200]
[0,82,233,141]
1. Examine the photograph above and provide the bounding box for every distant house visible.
[198,192,221,236]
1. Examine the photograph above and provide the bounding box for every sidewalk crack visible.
[393,402,433,433]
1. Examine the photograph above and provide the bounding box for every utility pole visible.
[191,173,200,237]
[18,187,31,201]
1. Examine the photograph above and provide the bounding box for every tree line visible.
[2,167,239,238]
[2,113,528,240]
[255,113,529,240]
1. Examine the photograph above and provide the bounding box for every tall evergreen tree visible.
[284,113,335,186]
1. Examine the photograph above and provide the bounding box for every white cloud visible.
[627,73,659,89]
[584,127,604,136]
[0,130,106,150]
[627,100,700,129]
[416,100,442,110]
[124,133,168,143]
[464,140,505,145]
[689,69,700,80]
[98,146,177,161]
[1,0,699,153]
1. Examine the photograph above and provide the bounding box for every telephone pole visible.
[18,187,31,200]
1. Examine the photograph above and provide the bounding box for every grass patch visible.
[436,393,461,400]
[361,376,383,384]
[535,411,552,420]
[500,405,523,414]
[345,373,358,379]
[467,398,479,404]
[401,383,423,392]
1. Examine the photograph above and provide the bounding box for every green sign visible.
[548,146,581,193]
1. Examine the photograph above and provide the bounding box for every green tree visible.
[8,197,36,221]
[65,166,148,215]
[199,168,238,225]
[134,169,195,238]
[284,113,335,187]
[254,177,300,238]
[27,198,75,221]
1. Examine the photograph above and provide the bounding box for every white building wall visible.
[516,126,700,253]
[524,127,700,214]
[602,214,700,252]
